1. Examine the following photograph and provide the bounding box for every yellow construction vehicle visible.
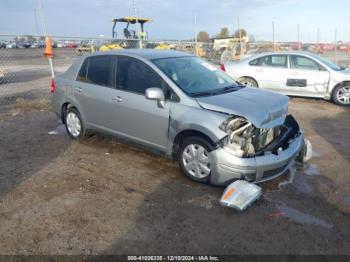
[100,17,172,51]
[100,17,154,51]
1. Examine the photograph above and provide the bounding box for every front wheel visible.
[332,84,350,106]
[178,136,213,183]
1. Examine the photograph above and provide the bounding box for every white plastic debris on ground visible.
[220,180,262,211]
[303,139,313,162]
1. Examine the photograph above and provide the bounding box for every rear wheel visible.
[238,77,258,88]
[178,136,213,183]
[332,84,350,106]
[64,108,86,139]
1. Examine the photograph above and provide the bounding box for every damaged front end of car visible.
[218,114,300,158]
[210,114,305,185]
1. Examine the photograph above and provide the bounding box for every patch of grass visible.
[0,97,51,122]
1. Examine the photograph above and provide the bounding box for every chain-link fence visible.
[1,34,350,118]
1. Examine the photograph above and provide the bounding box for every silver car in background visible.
[222,51,350,106]
[52,49,306,185]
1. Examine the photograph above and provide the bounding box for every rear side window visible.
[87,56,113,86]
[249,58,261,66]
[77,56,113,87]
[116,56,165,95]
[261,55,288,68]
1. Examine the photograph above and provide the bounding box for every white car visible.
[222,51,350,106]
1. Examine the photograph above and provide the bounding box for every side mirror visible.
[145,87,165,108]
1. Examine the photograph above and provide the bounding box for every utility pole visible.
[334,28,338,65]
[132,0,142,48]
[238,17,242,56]
[272,21,275,51]
[194,10,198,55]
[297,24,300,50]
[37,0,47,36]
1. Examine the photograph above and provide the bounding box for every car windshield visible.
[311,54,344,71]
[152,56,243,97]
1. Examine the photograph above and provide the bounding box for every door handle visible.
[75,87,82,93]
[112,96,123,102]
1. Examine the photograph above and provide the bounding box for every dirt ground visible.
[0,49,349,255]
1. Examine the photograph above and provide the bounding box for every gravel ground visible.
[0,49,349,255]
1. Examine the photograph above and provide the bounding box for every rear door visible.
[287,55,330,97]
[249,55,289,91]
[107,56,172,151]
[74,55,114,127]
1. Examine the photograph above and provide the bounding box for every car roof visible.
[242,51,318,61]
[86,49,193,60]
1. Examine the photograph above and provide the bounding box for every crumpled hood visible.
[196,88,289,128]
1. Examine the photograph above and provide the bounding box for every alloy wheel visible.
[336,86,350,105]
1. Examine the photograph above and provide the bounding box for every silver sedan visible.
[52,49,306,185]
[222,51,350,106]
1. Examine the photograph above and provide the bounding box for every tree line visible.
[197,28,247,42]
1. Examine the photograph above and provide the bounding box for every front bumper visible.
[210,132,304,186]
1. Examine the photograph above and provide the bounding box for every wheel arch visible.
[331,81,350,94]
[60,100,85,124]
[171,129,216,159]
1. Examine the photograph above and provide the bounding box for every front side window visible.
[290,55,324,71]
[86,56,113,87]
[261,55,288,68]
[152,56,242,97]
[116,56,166,95]
[310,54,343,71]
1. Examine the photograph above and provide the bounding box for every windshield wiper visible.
[191,90,217,97]
[223,84,245,90]
[191,85,243,97]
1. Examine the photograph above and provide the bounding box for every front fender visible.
[169,103,228,146]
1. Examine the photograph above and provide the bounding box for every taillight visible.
[50,79,56,93]
[220,64,226,72]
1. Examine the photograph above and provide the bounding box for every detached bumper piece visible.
[220,180,262,211]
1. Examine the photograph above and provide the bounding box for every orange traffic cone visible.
[44,36,54,58]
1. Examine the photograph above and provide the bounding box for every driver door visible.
[287,55,330,97]
[107,56,172,151]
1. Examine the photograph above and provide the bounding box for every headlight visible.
[219,117,252,136]
[218,117,255,157]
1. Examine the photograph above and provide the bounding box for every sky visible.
[0,0,349,42]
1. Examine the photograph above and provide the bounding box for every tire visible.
[238,77,258,88]
[332,84,350,106]
[64,108,86,139]
[178,136,214,183]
